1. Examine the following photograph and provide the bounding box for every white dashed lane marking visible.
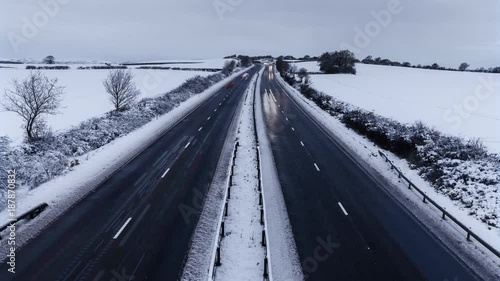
[314,163,320,171]
[338,202,349,216]
[113,218,132,239]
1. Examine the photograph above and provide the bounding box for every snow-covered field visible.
[293,62,500,153]
[0,68,212,145]
[129,58,233,69]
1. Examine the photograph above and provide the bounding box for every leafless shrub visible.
[103,69,140,112]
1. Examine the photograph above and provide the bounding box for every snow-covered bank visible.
[0,68,251,258]
[292,62,500,154]
[255,68,304,280]
[215,71,265,281]
[275,73,500,279]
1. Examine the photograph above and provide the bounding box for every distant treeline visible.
[26,65,70,70]
[123,62,200,66]
[360,55,500,73]
[0,61,24,64]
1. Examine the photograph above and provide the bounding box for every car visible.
[226,81,234,88]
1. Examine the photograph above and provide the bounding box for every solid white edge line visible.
[161,168,170,178]
[113,217,132,239]
[338,202,349,216]
[314,163,320,171]
[185,142,191,149]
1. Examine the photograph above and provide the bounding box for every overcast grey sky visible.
[1,0,499,68]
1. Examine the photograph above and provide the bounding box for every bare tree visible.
[298,67,308,79]
[222,60,236,75]
[103,69,140,112]
[459,62,470,71]
[3,71,64,141]
[43,55,55,64]
[319,50,357,74]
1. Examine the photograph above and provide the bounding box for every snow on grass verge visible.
[215,70,266,281]
[275,73,500,278]
[255,68,304,280]
[0,67,252,259]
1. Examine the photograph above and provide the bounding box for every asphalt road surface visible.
[260,65,481,281]
[0,65,260,281]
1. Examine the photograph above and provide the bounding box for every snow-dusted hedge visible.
[77,66,128,70]
[26,65,70,70]
[0,72,227,210]
[297,83,499,227]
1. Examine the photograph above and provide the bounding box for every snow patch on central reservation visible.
[215,69,265,281]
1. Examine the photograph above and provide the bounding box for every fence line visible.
[378,150,500,259]
[253,67,272,280]
[209,66,271,280]
[209,142,239,280]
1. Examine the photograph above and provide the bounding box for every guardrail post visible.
[216,247,221,266]
[263,257,269,278]
[261,230,266,247]
[377,150,500,260]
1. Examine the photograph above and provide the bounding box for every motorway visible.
[260,66,481,281]
[0,65,259,281]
